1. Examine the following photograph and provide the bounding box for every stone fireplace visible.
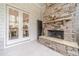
[48,30,64,39]
[38,3,79,56]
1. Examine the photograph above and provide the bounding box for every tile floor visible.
[0,40,63,56]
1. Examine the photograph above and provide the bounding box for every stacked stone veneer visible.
[39,36,79,56]
[43,3,76,42]
[39,3,79,56]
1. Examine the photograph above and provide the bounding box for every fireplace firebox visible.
[48,30,64,39]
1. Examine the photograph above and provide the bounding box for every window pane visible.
[23,13,29,37]
[9,8,19,40]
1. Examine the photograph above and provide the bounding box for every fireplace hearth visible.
[48,30,64,39]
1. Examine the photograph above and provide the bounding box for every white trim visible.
[4,38,31,48]
[6,4,31,14]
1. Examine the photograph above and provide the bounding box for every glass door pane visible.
[23,13,29,37]
[9,8,19,40]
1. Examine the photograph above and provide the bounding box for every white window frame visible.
[6,5,30,46]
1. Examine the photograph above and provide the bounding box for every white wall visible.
[0,4,6,49]
[0,3,43,48]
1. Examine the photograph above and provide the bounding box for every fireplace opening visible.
[48,30,64,39]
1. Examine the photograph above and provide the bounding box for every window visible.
[7,5,29,40]
[9,8,19,39]
[23,13,29,37]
